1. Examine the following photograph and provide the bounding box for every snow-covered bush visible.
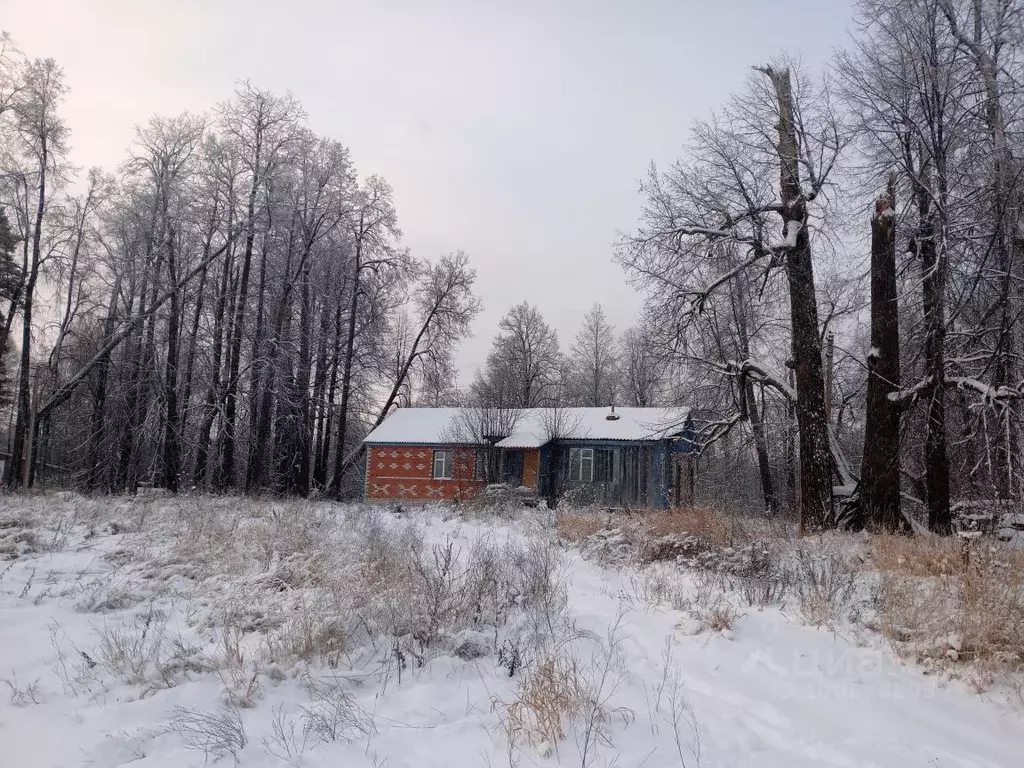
[790,547,859,626]
[0,513,39,559]
[463,483,543,518]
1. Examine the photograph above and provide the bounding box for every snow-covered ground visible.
[1,493,1023,767]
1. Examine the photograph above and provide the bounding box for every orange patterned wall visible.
[364,445,486,502]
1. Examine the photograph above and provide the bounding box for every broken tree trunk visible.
[761,65,834,533]
[860,187,906,532]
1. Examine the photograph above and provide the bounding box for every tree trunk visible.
[7,135,46,488]
[786,367,797,510]
[730,264,776,513]
[315,293,346,489]
[292,263,314,495]
[309,298,332,490]
[118,234,164,491]
[331,236,362,496]
[177,241,212,477]
[218,142,262,490]
[194,240,233,488]
[763,66,833,532]
[161,223,182,492]
[245,232,272,490]
[86,275,123,490]
[743,378,776,514]
[860,188,905,532]
[920,215,951,534]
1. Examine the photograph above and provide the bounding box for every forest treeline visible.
[0,39,481,497]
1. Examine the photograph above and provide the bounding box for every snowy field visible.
[1,494,1023,768]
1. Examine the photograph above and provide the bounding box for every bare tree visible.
[566,303,620,406]
[215,82,303,490]
[6,58,67,487]
[837,0,979,533]
[332,251,481,487]
[619,321,665,407]
[938,0,1024,499]
[619,59,844,530]
[474,302,562,408]
[415,351,460,406]
[329,175,407,495]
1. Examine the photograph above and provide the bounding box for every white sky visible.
[2,0,854,383]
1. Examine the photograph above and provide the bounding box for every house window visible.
[432,450,453,479]
[571,448,594,482]
[570,447,615,483]
[474,450,487,481]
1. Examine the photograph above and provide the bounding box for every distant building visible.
[362,406,697,508]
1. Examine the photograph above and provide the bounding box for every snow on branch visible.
[947,377,1024,407]
[887,376,935,406]
[719,358,797,401]
[888,375,1024,409]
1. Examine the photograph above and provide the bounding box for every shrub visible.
[3,674,41,706]
[169,704,247,764]
[261,703,308,761]
[300,674,375,745]
[93,608,211,693]
[465,483,542,516]
[791,548,858,626]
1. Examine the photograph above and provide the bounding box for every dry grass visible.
[697,602,742,632]
[26,495,568,708]
[868,532,1024,576]
[556,513,610,543]
[642,507,735,548]
[868,534,965,577]
[502,614,632,761]
[505,655,587,748]
[558,506,736,553]
[872,536,1024,675]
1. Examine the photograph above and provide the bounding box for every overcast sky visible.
[3,0,854,383]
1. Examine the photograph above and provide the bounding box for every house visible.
[362,406,697,508]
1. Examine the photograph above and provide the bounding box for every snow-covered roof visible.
[361,407,466,446]
[363,406,691,447]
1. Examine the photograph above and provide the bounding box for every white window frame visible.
[432,449,453,480]
[577,448,594,482]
